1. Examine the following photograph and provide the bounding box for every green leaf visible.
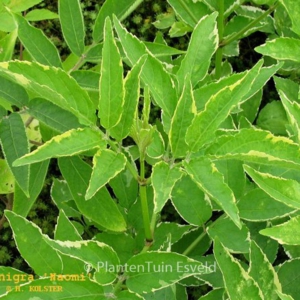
[152,223,192,251]
[208,217,249,253]
[58,156,127,232]
[167,0,211,27]
[283,244,300,259]
[54,210,85,275]
[213,239,264,299]
[184,157,241,228]
[117,290,144,299]
[13,127,105,166]
[141,283,187,300]
[2,278,106,299]
[0,10,16,32]
[238,91,262,124]
[152,161,183,214]
[171,175,212,226]
[238,188,295,221]
[235,5,275,33]
[25,9,59,21]
[169,20,192,37]
[274,77,300,141]
[55,210,82,241]
[186,60,262,151]
[85,43,103,62]
[95,232,136,265]
[0,61,96,126]
[4,210,62,275]
[153,11,176,30]
[274,75,299,106]
[0,76,28,107]
[193,255,223,288]
[0,267,29,295]
[113,16,177,133]
[51,179,82,219]
[276,290,294,300]
[199,289,225,299]
[13,13,61,67]
[58,0,85,57]
[194,72,244,110]
[172,227,211,257]
[176,13,218,91]
[146,127,165,159]
[206,128,300,170]
[7,0,43,12]
[255,38,300,63]
[194,63,281,112]
[249,240,282,299]
[99,18,124,129]
[256,101,288,136]
[277,259,300,299]
[215,159,246,199]
[244,165,300,210]
[71,70,100,92]
[110,56,145,141]
[224,14,270,41]
[280,0,300,36]
[109,168,138,209]
[27,98,82,133]
[260,216,300,245]
[245,221,279,264]
[93,0,143,42]
[86,149,127,200]
[0,158,14,194]
[252,0,276,4]
[45,239,120,285]
[144,42,186,57]
[170,77,196,158]
[13,160,49,217]
[0,30,17,61]
[203,0,242,17]
[0,113,29,196]
[62,51,86,72]
[125,251,211,294]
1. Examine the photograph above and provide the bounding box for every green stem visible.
[215,0,225,79]
[68,42,96,73]
[139,156,153,242]
[69,54,87,73]
[182,230,207,256]
[112,275,127,295]
[220,1,279,48]
[182,214,226,256]
[215,48,223,80]
[149,211,158,238]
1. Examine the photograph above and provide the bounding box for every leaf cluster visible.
[0,0,300,299]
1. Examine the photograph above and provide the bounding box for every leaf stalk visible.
[219,1,280,48]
